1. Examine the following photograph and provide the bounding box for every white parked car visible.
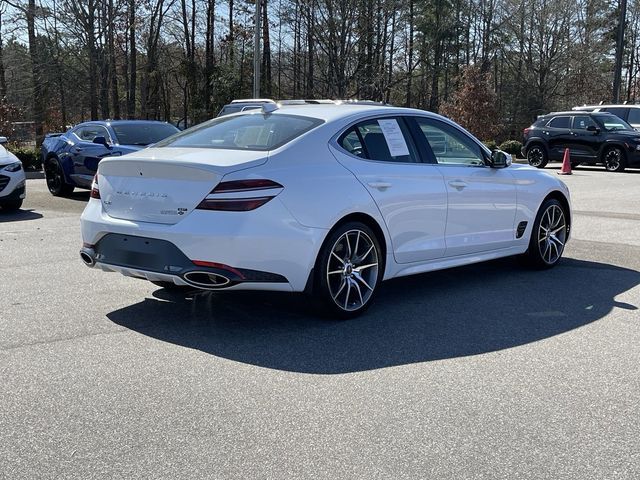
[0,137,26,212]
[80,104,571,317]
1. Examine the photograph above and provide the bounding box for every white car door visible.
[411,116,518,257]
[330,116,448,264]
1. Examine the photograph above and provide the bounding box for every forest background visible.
[0,0,636,146]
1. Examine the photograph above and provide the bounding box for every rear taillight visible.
[192,260,246,279]
[196,178,283,212]
[196,197,274,211]
[523,128,531,136]
[212,179,283,193]
[90,175,100,199]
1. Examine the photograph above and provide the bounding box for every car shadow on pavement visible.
[107,258,640,374]
[0,209,43,222]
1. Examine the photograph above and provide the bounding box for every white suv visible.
[572,104,640,130]
[0,137,26,212]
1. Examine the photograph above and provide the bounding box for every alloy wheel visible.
[326,229,379,312]
[537,204,567,265]
[527,146,546,168]
[603,148,623,172]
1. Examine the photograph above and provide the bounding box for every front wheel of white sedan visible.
[316,222,383,319]
[524,199,568,269]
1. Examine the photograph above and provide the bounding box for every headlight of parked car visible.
[2,161,22,172]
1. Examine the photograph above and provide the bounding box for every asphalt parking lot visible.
[1,166,639,479]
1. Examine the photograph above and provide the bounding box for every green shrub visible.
[498,140,523,155]
[482,140,497,151]
[7,146,41,171]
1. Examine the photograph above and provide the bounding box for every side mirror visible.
[489,149,512,168]
[586,125,600,133]
[92,136,110,148]
[0,136,7,145]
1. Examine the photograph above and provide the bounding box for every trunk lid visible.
[97,147,268,224]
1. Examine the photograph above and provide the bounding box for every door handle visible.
[367,181,392,190]
[448,180,468,190]
[72,147,83,153]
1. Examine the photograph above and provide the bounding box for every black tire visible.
[602,146,627,172]
[315,221,384,319]
[523,198,568,269]
[45,157,74,196]
[570,161,581,169]
[0,199,23,212]
[526,144,548,168]
[151,280,193,291]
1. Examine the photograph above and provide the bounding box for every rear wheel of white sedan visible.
[316,222,383,319]
[524,199,568,269]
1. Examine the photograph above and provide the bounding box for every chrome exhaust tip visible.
[80,248,96,267]
[183,271,231,289]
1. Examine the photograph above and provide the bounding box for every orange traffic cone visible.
[558,148,572,175]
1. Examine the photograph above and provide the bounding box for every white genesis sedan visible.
[80,104,571,317]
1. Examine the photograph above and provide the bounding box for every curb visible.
[26,171,45,180]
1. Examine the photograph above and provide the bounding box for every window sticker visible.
[377,119,410,157]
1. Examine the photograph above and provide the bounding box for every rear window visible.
[112,123,179,146]
[155,113,324,151]
[548,116,570,128]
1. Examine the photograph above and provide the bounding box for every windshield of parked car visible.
[112,123,180,146]
[154,113,324,151]
[594,115,634,132]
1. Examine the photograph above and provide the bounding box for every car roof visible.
[573,104,640,109]
[78,120,174,127]
[542,111,616,117]
[239,103,436,123]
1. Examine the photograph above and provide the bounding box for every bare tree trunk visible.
[385,9,396,104]
[0,10,7,99]
[204,0,215,116]
[262,0,272,96]
[86,0,98,119]
[108,0,120,119]
[293,0,300,97]
[277,0,282,98]
[405,0,414,106]
[27,0,45,144]
[127,0,137,118]
[229,0,234,65]
[306,1,314,97]
[98,2,110,119]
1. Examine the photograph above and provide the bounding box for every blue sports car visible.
[41,120,179,196]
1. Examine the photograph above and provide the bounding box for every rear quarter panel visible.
[218,126,394,273]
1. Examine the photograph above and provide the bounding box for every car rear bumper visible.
[80,233,291,290]
[80,197,328,292]
[89,262,296,292]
